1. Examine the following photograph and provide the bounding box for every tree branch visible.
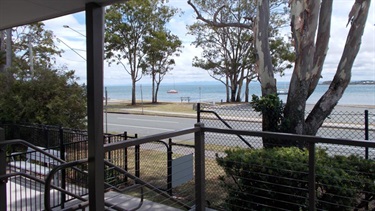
[308,0,332,98]
[306,0,371,135]
[187,0,252,29]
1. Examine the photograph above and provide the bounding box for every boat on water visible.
[167,89,178,94]
[277,89,288,95]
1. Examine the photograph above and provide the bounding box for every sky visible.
[42,0,375,86]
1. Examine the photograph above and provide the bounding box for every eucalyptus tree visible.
[105,0,179,105]
[141,30,182,103]
[189,0,372,146]
[0,23,86,129]
[256,0,371,139]
[11,23,62,74]
[0,30,9,72]
[188,0,292,102]
[189,20,254,102]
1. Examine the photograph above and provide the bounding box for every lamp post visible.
[56,37,86,61]
[63,25,86,37]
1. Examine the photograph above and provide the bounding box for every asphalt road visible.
[104,113,197,141]
[104,112,374,159]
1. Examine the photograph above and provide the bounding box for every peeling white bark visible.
[255,0,276,96]
[306,0,371,135]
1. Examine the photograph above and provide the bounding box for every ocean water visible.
[105,82,375,106]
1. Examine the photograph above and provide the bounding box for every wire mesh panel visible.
[210,133,375,210]
[102,136,196,210]
[198,104,375,210]
[199,103,374,141]
[315,110,375,140]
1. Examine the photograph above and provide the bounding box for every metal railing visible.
[2,125,375,210]
[102,124,374,210]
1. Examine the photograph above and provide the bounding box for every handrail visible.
[104,160,191,210]
[0,172,45,185]
[200,110,253,148]
[0,139,66,163]
[0,139,92,210]
[45,158,191,210]
[0,172,87,208]
[44,159,127,211]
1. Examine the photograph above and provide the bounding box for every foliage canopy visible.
[217,147,375,210]
[0,23,86,129]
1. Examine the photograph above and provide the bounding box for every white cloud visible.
[42,0,375,85]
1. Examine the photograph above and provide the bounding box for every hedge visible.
[216,147,375,210]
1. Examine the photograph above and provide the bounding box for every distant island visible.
[321,80,375,85]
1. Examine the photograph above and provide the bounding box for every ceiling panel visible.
[0,0,124,30]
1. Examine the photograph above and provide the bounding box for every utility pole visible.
[28,35,34,73]
[6,29,12,69]
[0,29,12,72]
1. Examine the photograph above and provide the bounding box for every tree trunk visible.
[236,69,244,102]
[152,70,156,103]
[245,77,250,102]
[255,1,276,97]
[307,0,332,98]
[236,79,242,102]
[0,29,12,72]
[251,0,370,147]
[155,81,160,103]
[283,0,321,136]
[131,77,136,105]
[226,76,230,102]
[305,0,371,136]
[255,0,283,148]
[230,84,236,102]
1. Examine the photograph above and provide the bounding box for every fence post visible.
[308,142,316,211]
[59,127,66,208]
[365,110,369,159]
[107,135,111,161]
[194,123,205,211]
[197,103,201,123]
[0,128,6,211]
[124,132,128,182]
[135,134,140,179]
[167,138,173,195]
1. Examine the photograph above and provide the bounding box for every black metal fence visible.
[1,123,190,210]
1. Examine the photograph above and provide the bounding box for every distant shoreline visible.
[321,80,375,85]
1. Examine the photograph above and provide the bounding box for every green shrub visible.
[216,147,375,210]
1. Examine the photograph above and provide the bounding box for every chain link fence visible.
[198,103,374,146]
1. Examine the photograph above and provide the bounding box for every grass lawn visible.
[103,144,226,210]
[106,101,197,115]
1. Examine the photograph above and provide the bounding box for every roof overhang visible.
[0,0,123,30]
